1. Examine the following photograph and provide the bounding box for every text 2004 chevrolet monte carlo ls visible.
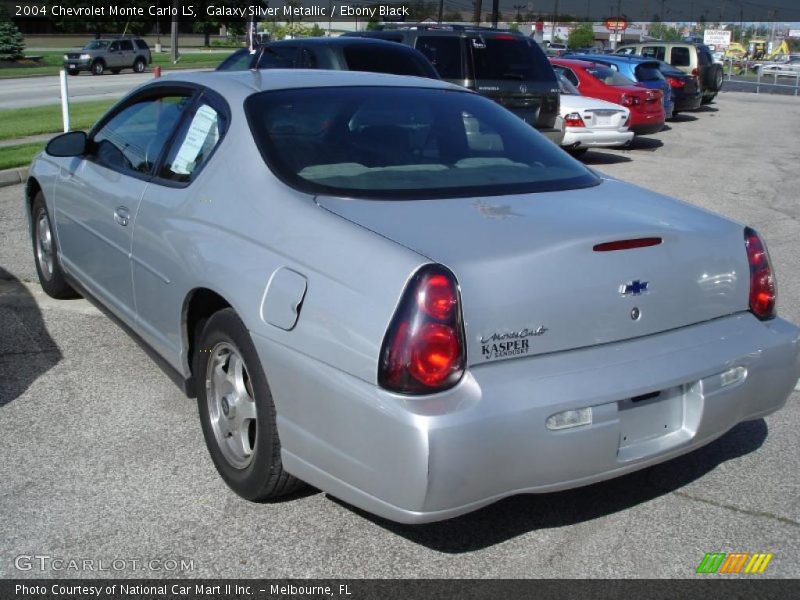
[27,70,800,524]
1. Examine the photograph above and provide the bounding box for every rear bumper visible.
[631,121,665,135]
[562,128,634,148]
[537,118,565,145]
[674,94,703,112]
[254,314,800,524]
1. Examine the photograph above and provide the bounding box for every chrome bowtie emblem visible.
[519,84,528,93]
[620,280,649,296]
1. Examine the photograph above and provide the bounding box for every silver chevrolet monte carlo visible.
[27,70,800,524]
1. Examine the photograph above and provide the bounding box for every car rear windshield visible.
[245,86,598,200]
[342,45,435,78]
[585,66,634,86]
[470,36,555,81]
[634,63,665,81]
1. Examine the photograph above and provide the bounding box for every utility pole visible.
[551,0,558,43]
[438,0,444,23]
[170,0,179,64]
[492,0,499,27]
[473,0,482,25]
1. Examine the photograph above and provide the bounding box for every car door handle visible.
[114,207,130,227]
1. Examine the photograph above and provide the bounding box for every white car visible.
[556,73,634,156]
[758,54,800,78]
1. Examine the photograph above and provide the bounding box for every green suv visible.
[64,38,152,76]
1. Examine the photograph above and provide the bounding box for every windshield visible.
[83,41,109,50]
[470,36,555,81]
[585,66,635,86]
[246,86,598,200]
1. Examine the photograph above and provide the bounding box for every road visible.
[0,92,799,579]
[0,69,204,110]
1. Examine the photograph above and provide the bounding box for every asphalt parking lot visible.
[1,91,798,579]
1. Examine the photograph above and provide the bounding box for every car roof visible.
[162,68,460,102]
[577,53,657,65]
[550,57,608,69]
[268,37,413,48]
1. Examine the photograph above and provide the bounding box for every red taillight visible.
[667,77,685,88]
[564,112,585,127]
[691,67,699,77]
[620,94,640,107]
[744,227,776,320]
[379,266,465,394]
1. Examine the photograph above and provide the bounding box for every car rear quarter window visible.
[671,47,691,67]
[245,86,598,200]
[257,46,298,68]
[343,44,432,77]
[92,95,192,175]
[415,36,463,79]
[134,39,149,50]
[470,36,554,81]
[159,103,227,183]
[635,63,665,81]
[217,49,253,71]
[553,65,579,86]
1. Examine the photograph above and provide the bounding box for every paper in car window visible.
[171,105,219,176]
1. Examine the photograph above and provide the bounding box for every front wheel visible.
[196,308,303,501]
[31,193,79,299]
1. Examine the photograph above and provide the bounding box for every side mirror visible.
[46,131,87,157]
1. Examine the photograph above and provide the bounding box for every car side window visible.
[120,40,134,52]
[641,46,665,60]
[159,102,227,183]
[109,41,119,52]
[415,36,462,79]
[92,94,192,176]
[671,47,690,67]
[134,39,149,50]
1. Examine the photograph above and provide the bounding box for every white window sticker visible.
[170,105,219,176]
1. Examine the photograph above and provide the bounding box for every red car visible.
[550,57,665,135]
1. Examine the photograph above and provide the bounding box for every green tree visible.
[648,22,682,41]
[567,23,594,49]
[0,6,25,60]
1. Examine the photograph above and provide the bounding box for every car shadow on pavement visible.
[0,267,62,407]
[626,137,665,152]
[331,419,768,552]
[579,151,632,165]
[669,114,699,123]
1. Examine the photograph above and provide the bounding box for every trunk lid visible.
[317,178,749,366]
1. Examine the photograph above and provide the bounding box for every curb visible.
[0,167,28,188]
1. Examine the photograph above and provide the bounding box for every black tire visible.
[701,95,716,105]
[196,308,302,501]
[31,192,79,299]
[110,68,121,74]
[704,64,724,92]
[91,60,105,76]
[67,69,79,76]
[133,58,146,73]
